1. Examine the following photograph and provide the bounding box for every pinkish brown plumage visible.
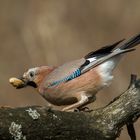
[10,33,140,111]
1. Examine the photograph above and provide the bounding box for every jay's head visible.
[10,66,54,89]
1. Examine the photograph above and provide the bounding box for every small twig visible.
[126,74,138,140]
[128,74,137,89]
[127,123,136,140]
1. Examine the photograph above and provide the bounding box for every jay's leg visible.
[62,93,89,112]
[79,95,96,108]
[77,96,96,112]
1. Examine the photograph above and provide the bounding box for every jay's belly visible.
[39,68,104,106]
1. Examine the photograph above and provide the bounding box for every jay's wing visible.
[45,58,86,87]
[45,33,140,87]
[45,40,124,87]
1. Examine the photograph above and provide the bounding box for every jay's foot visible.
[74,106,93,113]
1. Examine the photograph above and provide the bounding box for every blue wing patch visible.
[48,69,81,87]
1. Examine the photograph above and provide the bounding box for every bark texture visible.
[0,75,140,140]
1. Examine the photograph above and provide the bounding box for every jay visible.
[10,33,140,111]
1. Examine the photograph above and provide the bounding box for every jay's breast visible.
[39,68,103,106]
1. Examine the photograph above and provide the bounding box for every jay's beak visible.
[9,77,37,89]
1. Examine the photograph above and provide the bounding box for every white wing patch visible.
[87,57,97,62]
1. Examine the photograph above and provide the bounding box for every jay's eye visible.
[29,71,34,78]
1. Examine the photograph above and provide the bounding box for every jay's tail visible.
[99,33,140,66]
[118,33,140,50]
[81,33,140,73]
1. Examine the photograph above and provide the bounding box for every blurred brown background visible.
[0,0,140,139]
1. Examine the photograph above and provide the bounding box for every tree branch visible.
[0,75,140,140]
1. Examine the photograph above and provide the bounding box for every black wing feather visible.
[85,39,125,59]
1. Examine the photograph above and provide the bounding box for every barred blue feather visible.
[49,69,81,87]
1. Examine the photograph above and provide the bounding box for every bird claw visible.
[74,107,93,113]
[74,108,80,112]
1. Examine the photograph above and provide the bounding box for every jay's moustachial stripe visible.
[9,33,140,112]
